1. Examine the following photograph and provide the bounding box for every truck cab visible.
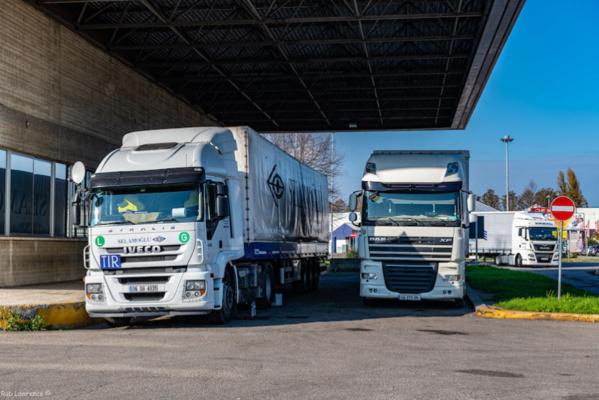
[349,151,473,305]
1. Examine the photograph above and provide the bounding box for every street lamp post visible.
[500,135,514,210]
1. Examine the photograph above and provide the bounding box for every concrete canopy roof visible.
[27,0,525,133]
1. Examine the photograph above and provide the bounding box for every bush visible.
[345,248,358,258]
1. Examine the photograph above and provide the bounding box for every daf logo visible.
[123,245,162,254]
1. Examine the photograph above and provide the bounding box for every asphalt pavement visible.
[2,272,599,399]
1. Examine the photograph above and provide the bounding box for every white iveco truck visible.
[348,151,475,305]
[469,211,559,267]
[71,126,328,325]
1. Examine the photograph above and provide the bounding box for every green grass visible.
[467,264,599,314]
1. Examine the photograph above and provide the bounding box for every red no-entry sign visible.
[550,196,576,221]
[350,232,356,239]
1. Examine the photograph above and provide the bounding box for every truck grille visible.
[534,244,555,252]
[368,237,453,262]
[535,253,554,263]
[121,255,177,263]
[118,277,170,285]
[382,262,438,294]
[124,293,166,302]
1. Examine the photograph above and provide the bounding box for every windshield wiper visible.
[376,217,421,226]
[153,218,180,224]
[96,220,134,226]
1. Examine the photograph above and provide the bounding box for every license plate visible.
[128,284,162,293]
[539,257,549,262]
[100,254,121,269]
[398,294,421,301]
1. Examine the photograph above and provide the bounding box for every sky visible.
[334,0,599,206]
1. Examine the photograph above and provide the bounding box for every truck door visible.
[204,179,232,263]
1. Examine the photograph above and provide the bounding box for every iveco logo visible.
[123,245,162,254]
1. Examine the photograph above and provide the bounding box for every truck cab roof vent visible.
[135,142,178,151]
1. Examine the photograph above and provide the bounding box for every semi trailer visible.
[469,211,559,267]
[348,151,475,305]
[72,126,328,325]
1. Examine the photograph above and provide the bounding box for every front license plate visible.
[539,258,549,262]
[100,254,121,269]
[128,284,162,293]
[398,294,421,301]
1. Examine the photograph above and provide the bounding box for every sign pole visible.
[550,196,575,301]
[558,221,563,300]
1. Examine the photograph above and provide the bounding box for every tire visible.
[311,260,320,291]
[256,264,275,309]
[105,317,131,327]
[292,260,309,294]
[494,255,502,266]
[210,269,237,324]
[515,254,523,268]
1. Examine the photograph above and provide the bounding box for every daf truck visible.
[71,126,328,325]
[469,211,559,267]
[348,151,475,305]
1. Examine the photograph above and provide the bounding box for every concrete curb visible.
[466,284,599,323]
[0,301,101,329]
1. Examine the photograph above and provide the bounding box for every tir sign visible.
[550,196,576,221]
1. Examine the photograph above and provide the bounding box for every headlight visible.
[442,275,461,282]
[86,283,105,302]
[184,280,207,300]
[361,273,377,280]
[186,280,206,290]
[86,283,103,294]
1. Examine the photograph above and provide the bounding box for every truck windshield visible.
[529,227,557,241]
[363,191,460,226]
[90,184,201,225]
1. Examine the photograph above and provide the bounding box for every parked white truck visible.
[348,151,475,305]
[469,211,559,267]
[71,126,328,325]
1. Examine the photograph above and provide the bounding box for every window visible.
[1,150,70,238]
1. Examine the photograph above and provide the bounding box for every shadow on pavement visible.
[87,272,473,330]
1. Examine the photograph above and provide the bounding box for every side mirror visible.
[349,193,357,211]
[71,203,81,227]
[467,193,475,213]
[217,196,229,218]
[217,183,228,196]
[469,213,477,224]
[71,161,86,185]
[349,212,357,222]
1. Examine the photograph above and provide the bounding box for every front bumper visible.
[85,269,216,318]
[360,260,465,300]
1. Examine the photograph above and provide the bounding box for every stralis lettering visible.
[117,237,151,245]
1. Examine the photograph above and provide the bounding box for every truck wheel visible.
[256,264,275,309]
[311,260,320,291]
[515,254,523,268]
[495,255,502,266]
[210,269,236,324]
[105,317,131,327]
[292,261,309,294]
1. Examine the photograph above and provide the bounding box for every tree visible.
[501,191,519,211]
[262,132,344,200]
[518,180,538,209]
[556,168,588,207]
[534,187,558,208]
[480,189,500,210]
[331,199,348,213]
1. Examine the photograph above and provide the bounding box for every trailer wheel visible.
[310,260,320,291]
[210,269,236,324]
[292,260,309,294]
[105,317,131,327]
[256,264,275,309]
[515,254,523,268]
